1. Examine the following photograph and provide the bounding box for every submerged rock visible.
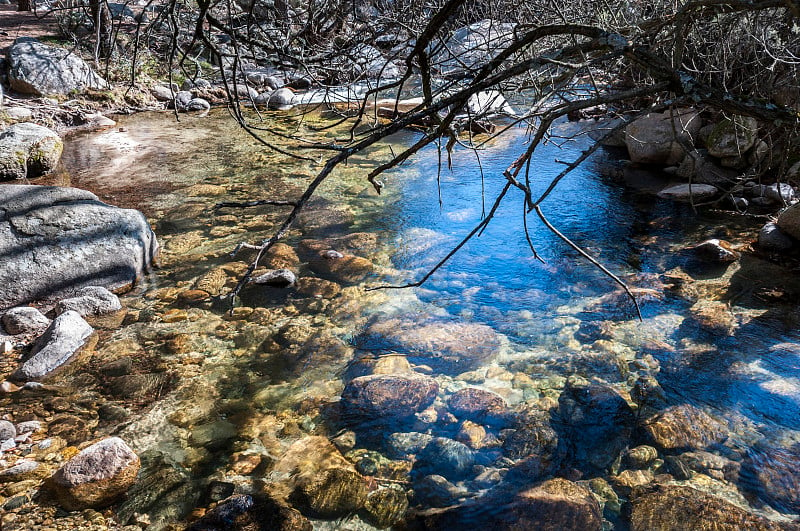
[357,318,501,374]
[299,466,368,517]
[308,252,373,285]
[642,404,728,451]
[0,185,158,310]
[50,437,140,510]
[741,442,800,514]
[447,387,508,426]
[501,478,603,530]
[556,380,634,472]
[8,38,107,95]
[0,122,63,180]
[10,311,93,381]
[341,374,438,423]
[414,437,475,480]
[362,486,409,529]
[630,485,786,531]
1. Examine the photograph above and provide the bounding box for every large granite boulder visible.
[0,185,159,309]
[7,38,107,96]
[501,478,603,531]
[624,109,702,165]
[0,123,63,180]
[704,116,759,158]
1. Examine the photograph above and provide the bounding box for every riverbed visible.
[8,107,800,529]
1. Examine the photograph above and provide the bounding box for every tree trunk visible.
[17,0,32,12]
[89,0,113,59]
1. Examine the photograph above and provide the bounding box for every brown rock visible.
[50,437,140,510]
[357,318,501,374]
[630,485,788,531]
[742,442,800,514]
[362,486,409,528]
[299,467,368,517]
[263,243,301,270]
[341,374,439,422]
[308,253,374,285]
[448,387,507,426]
[502,478,603,530]
[643,404,728,450]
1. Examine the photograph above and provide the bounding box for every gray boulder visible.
[0,122,63,180]
[704,116,758,158]
[0,185,159,310]
[252,269,296,288]
[8,38,107,96]
[268,88,295,110]
[777,202,800,240]
[624,109,701,165]
[10,310,93,381]
[2,306,51,335]
[758,222,794,252]
[657,183,718,202]
[185,98,211,113]
[55,286,122,316]
[433,19,516,76]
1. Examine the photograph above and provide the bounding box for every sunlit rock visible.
[8,38,106,96]
[625,109,702,165]
[642,404,728,451]
[704,116,759,158]
[357,318,501,373]
[2,307,50,336]
[501,478,603,530]
[0,122,63,180]
[10,311,93,381]
[630,485,785,531]
[0,185,158,310]
[50,437,140,510]
[657,183,718,202]
[758,222,793,252]
[55,286,122,317]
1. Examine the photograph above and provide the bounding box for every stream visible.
[28,107,800,528]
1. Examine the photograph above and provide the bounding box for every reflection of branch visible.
[533,205,642,321]
[366,182,512,291]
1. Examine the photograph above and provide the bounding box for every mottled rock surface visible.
[8,38,107,96]
[625,109,701,165]
[642,404,728,450]
[50,437,140,510]
[2,306,51,335]
[630,485,787,531]
[341,374,439,422]
[0,185,158,310]
[10,310,93,381]
[501,478,603,530]
[0,122,63,180]
[357,318,501,373]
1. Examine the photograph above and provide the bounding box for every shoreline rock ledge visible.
[0,185,159,310]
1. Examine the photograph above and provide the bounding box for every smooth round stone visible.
[414,438,475,480]
[341,374,439,423]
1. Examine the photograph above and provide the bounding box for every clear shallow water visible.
[49,109,800,528]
